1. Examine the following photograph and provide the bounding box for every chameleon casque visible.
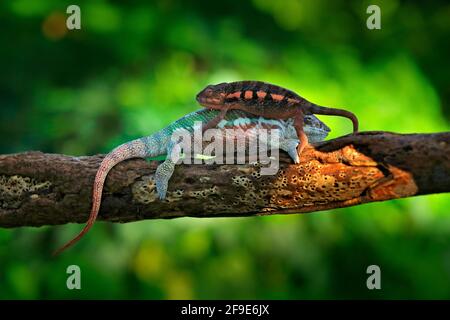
[197,80,358,157]
[53,108,330,255]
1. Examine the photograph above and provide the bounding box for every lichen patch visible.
[0,175,51,196]
[0,175,52,209]
[199,177,210,183]
[165,189,184,202]
[132,175,158,204]
[188,185,219,199]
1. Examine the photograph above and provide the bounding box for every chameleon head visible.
[196,83,228,109]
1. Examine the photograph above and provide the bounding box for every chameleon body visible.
[196,80,358,157]
[53,109,330,255]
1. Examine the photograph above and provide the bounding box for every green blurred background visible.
[0,0,449,299]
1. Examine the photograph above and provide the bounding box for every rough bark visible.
[0,131,448,228]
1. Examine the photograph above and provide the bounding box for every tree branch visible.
[0,132,449,228]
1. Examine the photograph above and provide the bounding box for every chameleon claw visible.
[289,147,300,164]
[280,139,300,164]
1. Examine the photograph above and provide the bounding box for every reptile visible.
[53,108,330,256]
[196,80,358,157]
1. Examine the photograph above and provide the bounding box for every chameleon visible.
[53,108,330,256]
[154,109,331,199]
[196,80,358,158]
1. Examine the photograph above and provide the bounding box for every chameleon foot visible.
[155,160,175,199]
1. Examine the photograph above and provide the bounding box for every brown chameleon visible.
[196,80,358,156]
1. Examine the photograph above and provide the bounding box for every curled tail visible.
[308,103,359,132]
[53,139,149,256]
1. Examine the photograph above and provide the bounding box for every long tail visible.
[308,103,359,132]
[53,139,149,256]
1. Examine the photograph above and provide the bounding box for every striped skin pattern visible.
[196,80,358,158]
[53,109,330,255]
